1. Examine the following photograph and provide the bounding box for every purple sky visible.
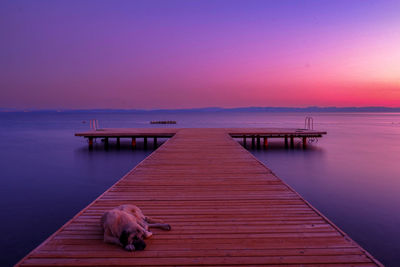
[1,0,399,109]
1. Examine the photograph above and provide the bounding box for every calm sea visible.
[0,111,399,266]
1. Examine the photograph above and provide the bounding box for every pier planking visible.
[17,128,381,266]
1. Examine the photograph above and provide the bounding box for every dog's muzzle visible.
[133,239,146,251]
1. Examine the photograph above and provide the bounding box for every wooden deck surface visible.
[18,128,380,266]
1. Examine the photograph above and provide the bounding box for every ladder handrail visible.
[89,119,99,130]
[304,116,314,130]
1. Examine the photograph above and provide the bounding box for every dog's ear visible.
[119,230,130,247]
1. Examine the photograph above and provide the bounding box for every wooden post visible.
[290,136,294,149]
[256,135,260,148]
[243,136,247,147]
[251,136,255,148]
[303,137,307,149]
[154,137,157,148]
[144,137,147,149]
[284,136,288,149]
[131,137,136,148]
[117,137,120,147]
[88,137,93,149]
[104,137,108,148]
[264,137,268,148]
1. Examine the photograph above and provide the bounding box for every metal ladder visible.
[89,119,99,130]
[304,116,314,130]
[304,116,318,143]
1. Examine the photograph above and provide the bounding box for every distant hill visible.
[1,106,400,113]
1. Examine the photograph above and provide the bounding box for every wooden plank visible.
[17,128,381,266]
[20,254,372,266]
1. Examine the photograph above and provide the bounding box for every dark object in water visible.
[150,121,177,124]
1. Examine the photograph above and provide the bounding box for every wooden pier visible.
[74,127,326,149]
[17,128,382,266]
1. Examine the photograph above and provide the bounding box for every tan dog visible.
[101,204,171,251]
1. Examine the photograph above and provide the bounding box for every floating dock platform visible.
[74,127,326,149]
[17,128,382,266]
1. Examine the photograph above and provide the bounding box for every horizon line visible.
[1,106,400,112]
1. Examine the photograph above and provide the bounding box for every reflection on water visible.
[0,111,399,266]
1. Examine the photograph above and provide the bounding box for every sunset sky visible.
[1,0,399,109]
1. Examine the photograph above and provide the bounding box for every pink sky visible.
[0,0,399,109]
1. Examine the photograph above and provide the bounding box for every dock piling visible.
[116,137,120,147]
[88,137,93,149]
[264,137,268,148]
[131,137,136,148]
[144,137,148,149]
[290,136,294,148]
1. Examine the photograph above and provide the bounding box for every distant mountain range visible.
[1,106,400,113]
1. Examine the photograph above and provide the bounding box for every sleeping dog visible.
[101,204,171,251]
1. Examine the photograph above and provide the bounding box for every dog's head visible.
[119,229,147,251]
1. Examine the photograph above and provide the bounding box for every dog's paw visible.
[164,224,171,231]
[144,231,153,239]
[124,244,135,251]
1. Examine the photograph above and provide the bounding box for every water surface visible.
[0,111,399,266]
